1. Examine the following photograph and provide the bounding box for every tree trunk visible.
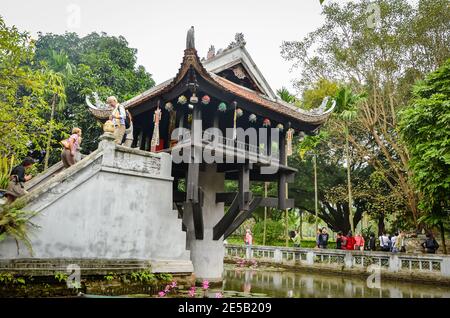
[377,216,385,237]
[44,95,57,170]
[313,154,319,231]
[299,209,303,239]
[263,182,268,246]
[345,129,354,233]
[439,221,447,254]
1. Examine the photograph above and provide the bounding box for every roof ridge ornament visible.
[227,33,246,49]
[186,26,195,49]
[85,92,111,110]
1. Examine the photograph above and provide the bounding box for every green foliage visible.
[0,200,39,255]
[0,16,65,159]
[276,87,297,104]
[0,273,29,285]
[302,79,338,110]
[129,270,156,283]
[0,156,14,190]
[252,219,284,245]
[399,59,450,213]
[54,272,68,283]
[399,59,450,237]
[34,32,155,156]
[281,0,450,228]
[155,273,173,283]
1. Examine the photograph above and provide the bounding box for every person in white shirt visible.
[379,232,391,252]
[390,232,398,252]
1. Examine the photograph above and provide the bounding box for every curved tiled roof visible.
[89,48,334,127]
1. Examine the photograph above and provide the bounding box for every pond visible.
[220,265,450,298]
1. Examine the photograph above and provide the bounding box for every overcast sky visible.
[1,0,328,93]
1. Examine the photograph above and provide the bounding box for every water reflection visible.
[222,266,450,298]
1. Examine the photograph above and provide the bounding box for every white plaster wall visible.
[0,136,191,271]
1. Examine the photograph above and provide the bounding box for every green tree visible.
[0,16,64,160]
[34,32,155,158]
[399,59,450,253]
[281,0,450,228]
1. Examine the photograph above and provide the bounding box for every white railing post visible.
[389,254,400,272]
[442,257,450,277]
[274,249,282,263]
[306,251,314,265]
[344,252,353,269]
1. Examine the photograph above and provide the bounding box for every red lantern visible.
[201,95,211,105]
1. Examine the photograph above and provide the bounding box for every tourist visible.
[393,231,405,253]
[341,232,348,250]
[5,157,35,203]
[319,227,329,249]
[354,232,365,251]
[345,231,355,250]
[122,109,134,147]
[61,128,82,168]
[292,230,301,248]
[336,231,344,249]
[107,96,127,144]
[379,232,391,252]
[421,232,439,254]
[367,233,377,251]
[315,228,323,248]
[244,229,253,259]
[391,232,398,252]
[400,231,407,252]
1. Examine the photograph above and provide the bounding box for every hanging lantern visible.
[190,93,198,104]
[165,102,174,112]
[287,128,294,156]
[201,95,211,105]
[263,118,271,127]
[276,123,284,131]
[178,95,187,105]
[236,108,244,118]
[218,102,227,112]
[249,114,257,123]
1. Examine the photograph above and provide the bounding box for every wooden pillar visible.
[238,163,250,211]
[186,103,202,203]
[139,131,145,150]
[278,130,287,209]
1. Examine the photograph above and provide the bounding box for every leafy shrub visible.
[252,219,284,245]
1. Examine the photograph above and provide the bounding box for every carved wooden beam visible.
[213,193,240,240]
[224,197,263,240]
[216,192,250,204]
[215,193,294,209]
[192,202,204,240]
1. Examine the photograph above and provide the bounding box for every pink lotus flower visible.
[188,287,196,297]
[171,281,177,288]
[215,292,223,298]
[158,291,166,297]
[202,280,210,290]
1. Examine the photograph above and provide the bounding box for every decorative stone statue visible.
[228,32,246,49]
[103,120,115,133]
[235,33,246,46]
[207,45,216,59]
[85,92,112,111]
[186,26,195,49]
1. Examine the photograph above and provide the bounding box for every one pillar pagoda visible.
[88,28,334,281]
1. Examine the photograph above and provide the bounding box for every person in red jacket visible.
[345,231,356,250]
